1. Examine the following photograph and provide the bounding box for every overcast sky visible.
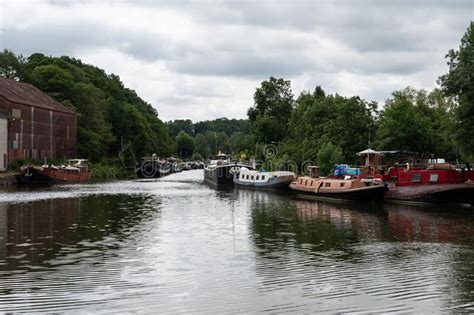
[1,0,472,121]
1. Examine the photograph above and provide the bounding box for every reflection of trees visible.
[0,195,160,271]
[248,191,386,253]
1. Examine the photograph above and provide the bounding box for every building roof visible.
[0,77,75,114]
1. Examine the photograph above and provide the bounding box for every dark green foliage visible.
[1,52,174,161]
[191,152,203,160]
[167,118,252,158]
[285,88,375,166]
[375,87,457,158]
[194,118,250,136]
[166,119,194,137]
[316,142,343,176]
[248,77,294,143]
[439,22,474,159]
[0,49,25,80]
[176,131,195,158]
[120,142,136,169]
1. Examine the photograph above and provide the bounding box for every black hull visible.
[204,163,251,186]
[19,171,63,185]
[294,185,388,202]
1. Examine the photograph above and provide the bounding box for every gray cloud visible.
[1,0,472,121]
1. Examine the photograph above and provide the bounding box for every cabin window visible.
[340,182,345,187]
[429,173,439,183]
[411,174,421,183]
[325,182,331,187]
[251,176,254,180]
[246,175,249,180]
[262,175,265,180]
[12,108,21,119]
[256,175,259,180]
[305,179,308,186]
[310,180,313,186]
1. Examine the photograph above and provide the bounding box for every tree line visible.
[244,23,473,173]
[166,118,254,160]
[0,51,175,163]
[1,22,472,172]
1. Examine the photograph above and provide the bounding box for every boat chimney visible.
[308,166,320,178]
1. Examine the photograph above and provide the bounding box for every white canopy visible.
[357,148,380,156]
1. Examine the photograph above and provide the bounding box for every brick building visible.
[0,77,77,171]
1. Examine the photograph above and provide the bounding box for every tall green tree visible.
[248,77,294,143]
[376,87,456,157]
[439,22,474,158]
[194,133,211,158]
[285,87,375,166]
[0,49,25,80]
[9,52,175,161]
[176,131,194,158]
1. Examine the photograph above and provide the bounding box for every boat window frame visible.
[429,173,439,183]
[262,175,265,180]
[411,173,421,183]
[325,182,331,187]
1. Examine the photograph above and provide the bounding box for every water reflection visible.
[0,171,472,313]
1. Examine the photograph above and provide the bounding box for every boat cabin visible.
[383,163,471,186]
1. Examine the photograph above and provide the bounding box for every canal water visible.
[0,170,473,313]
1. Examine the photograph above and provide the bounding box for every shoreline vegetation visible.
[0,23,472,180]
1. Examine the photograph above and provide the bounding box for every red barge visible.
[19,159,91,184]
[356,150,474,206]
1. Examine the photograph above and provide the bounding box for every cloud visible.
[0,0,472,121]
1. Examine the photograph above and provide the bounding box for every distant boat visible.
[290,166,388,202]
[204,153,253,186]
[233,167,295,190]
[19,159,91,184]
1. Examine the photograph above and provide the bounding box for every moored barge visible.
[290,166,388,202]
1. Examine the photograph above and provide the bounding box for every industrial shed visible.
[0,77,77,171]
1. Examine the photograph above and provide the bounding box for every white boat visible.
[233,167,295,190]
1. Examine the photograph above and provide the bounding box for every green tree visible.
[0,49,25,80]
[194,133,211,158]
[176,131,194,158]
[119,141,136,169]
[248,77,294,143]
[285,87,374,166]
[166,119,194,137]
[71,83,114,160]
[375,87,456,157]
[12,52,175,160]
[191,152,203,160]
[316,142,343,176]
[439,22,474,158]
